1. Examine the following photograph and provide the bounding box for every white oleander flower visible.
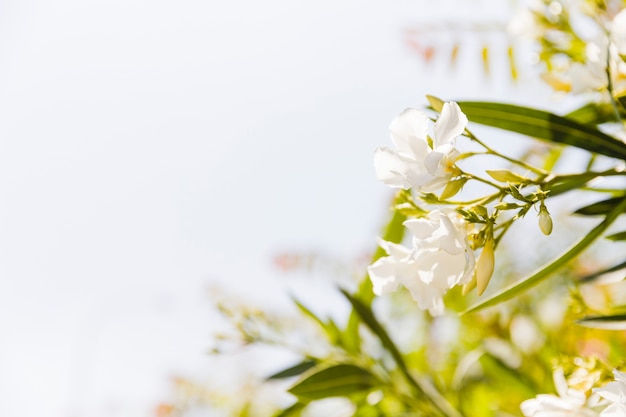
[594,370,626,417]
[373,102,467,193]
[367,210,475,316]
[521,369,599,417]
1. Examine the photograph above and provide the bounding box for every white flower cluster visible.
[511,6,626,95]
[521,369,626,417]
[368,103,477,316]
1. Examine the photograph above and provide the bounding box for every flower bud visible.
[476,238,495,296]
[538,204,553,235]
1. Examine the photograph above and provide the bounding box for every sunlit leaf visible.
[288,364,378,400]
[267,360,317,380]
[486,169,529,183]
[456,102,626,160]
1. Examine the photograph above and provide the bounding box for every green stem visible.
[463,196,626,314]
[464,128,547,176]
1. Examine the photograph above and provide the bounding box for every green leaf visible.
[267,360,317,380]
[564,102,619,126]
[346,195,407,353]
[463,197,626,314]
[341,290,464,417]
[578,260,626,284]
[440,177,468,199]
[426,95,445,112]
[273,402,306,417]
[292,298,341,345]
[457,102,626,160]
[486,169,529,183]
[577,314,626,330]
[607,231,626,241]
[288,364,378,400]
[574,196,626,216]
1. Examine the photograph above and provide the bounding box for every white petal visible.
[433,102,467,148]
[424,150,445,177]
[389,108,430,156]
[367,258,401,295]
[403,218,438,241]
[377,239,411,260]
[373,147,413,188]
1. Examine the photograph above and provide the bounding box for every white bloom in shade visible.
[374,102,468,193]
[594,370,626,417]
[367,210,475,316]
[521,369,599,417]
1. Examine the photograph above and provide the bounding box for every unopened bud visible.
[476,239,495,296]
[538,204,553,235]
[462,274,477,296]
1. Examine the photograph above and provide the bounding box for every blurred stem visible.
[341,290,465,417]
[464,128,548,176]
[605,41,624,124]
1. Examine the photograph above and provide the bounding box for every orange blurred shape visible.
[155,404,175,417]
[273,253,300,271]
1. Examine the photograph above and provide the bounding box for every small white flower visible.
[521,369,599,417]
[367,210,475,316]
[594,370,626,417]
[374,102,467,193]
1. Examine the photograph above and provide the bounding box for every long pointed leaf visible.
[463,196,626,314]
[341,290,464,417]
[288,364,378,400]
[266,360,317,380]
[574,196,626,216]
[577,314,626,330]
[578,260,626,284]
[457,102,626,160]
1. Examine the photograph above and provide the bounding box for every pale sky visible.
[0,1,550,416]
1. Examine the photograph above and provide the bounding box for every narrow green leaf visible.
[347,196,407,353]
[273,402,306,417]
[486,169,529,183]
[341,290,464,417]
[292,298,340,345]
[574,196,626,216]
[288,364,378,400]
[564,102,618,126]
[267,360,317,380]
[426,95,445,113]
[606,231,626,241]
[463,197,626,314]
[578,260,626,283]
[577,314,626,330]
[457,102,626,160]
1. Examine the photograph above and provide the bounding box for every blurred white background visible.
[0,0,547,416]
